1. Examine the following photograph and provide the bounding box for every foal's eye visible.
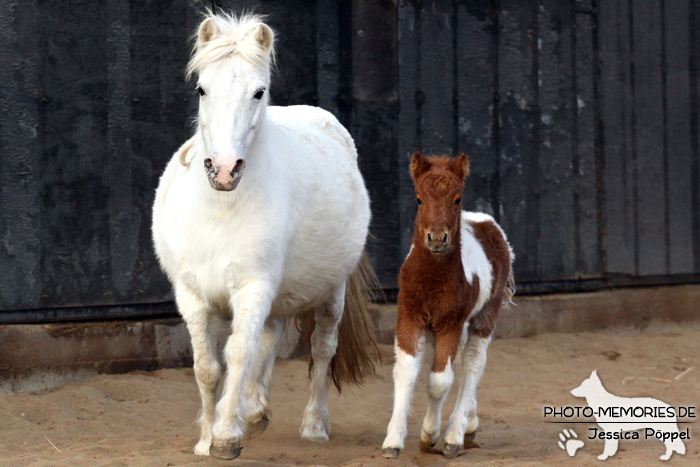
[416,198,423,205]
[253,88,266,100]
[196,86,206,97]
[455,198,461,205]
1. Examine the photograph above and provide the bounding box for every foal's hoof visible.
[419,439,439,453]
[443,443,460,459]
[244,413,270,440]
[209,439,242,460]
[382,448,400,459]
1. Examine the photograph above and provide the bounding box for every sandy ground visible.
[1,325,698,467]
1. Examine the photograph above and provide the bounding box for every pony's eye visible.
[455,198,461,205]
[196,86,206,97]
[416,198,423,205]
[253,88,265,100]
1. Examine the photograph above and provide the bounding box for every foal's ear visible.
[448,153,470,180]
[410,152,431,181]
[253,24,274,53]
[198,18,219,45]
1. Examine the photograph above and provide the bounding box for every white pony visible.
[152,12,377,460]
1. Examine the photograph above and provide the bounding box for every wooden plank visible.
[664,0,694,273]
[455,1,498,218]
[316,0,339,116]
[537,0,576,280]
[34,1,113,308]
[106,0,137,298]
[350,0,399,288]
[633,0,666,275]
[0,0,42,310]
[398,0,419,258]
[419,0,454,156]
[498,0,539,281]
[600,0,636,275]
[129,0,193,305]
[575,10,602,277]
[691,0,700,272]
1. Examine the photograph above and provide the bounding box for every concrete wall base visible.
[2,284,699,393]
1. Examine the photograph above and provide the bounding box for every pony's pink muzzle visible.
[204,157,246,191]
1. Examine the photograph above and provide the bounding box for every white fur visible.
[444,334,491,445]
[153,14,369,455]
[383,337,426,451]
[420,359,454,447]
[460,211,494,319]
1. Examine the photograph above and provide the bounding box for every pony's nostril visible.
[204,158,213,169]
[232,158,246,174]
[427,232,433,245]
[442,233,448,244]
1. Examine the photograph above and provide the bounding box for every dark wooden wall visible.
[0,0,698,323]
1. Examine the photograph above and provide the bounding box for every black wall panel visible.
[1,0,698,323]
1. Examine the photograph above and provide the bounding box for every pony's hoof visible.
[383,448,400,459]
[443,443,460,458]
[419,439,437,453]
[244,413,269,440]
[209,439,242,460]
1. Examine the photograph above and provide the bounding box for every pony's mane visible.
[186,11,275,79]
[418,156,464,195]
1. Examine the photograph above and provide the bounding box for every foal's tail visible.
[306,250,381,392]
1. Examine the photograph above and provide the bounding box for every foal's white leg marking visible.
[175,283,222,456]
[382,335,426,451]
[443,334,491,446]
[211,280,276,444]
[243,317,284,438]
[300,284,345,443]
[420,358,454,448]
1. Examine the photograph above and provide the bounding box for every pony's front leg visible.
[209,280,275,460]
[300,284,345,443]
[243,317,284,440]
[382,327,426,459]
[443,333,492,457]
[420,329,459,452]
[175,283,222,456]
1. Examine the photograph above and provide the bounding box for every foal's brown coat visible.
[396,153,513,372]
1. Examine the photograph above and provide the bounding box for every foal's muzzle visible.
[426,231,450,253]
[204,157,246,191]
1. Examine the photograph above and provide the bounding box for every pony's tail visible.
[305,250,382,392]
[503,268,516,307]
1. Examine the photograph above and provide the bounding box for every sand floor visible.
[1,325,698,467]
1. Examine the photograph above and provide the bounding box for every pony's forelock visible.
[186,10,276,80]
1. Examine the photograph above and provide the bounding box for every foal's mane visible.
[414,155,467,196]
[186,11,275,80]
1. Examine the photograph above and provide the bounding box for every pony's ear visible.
[198,18,219,45]
[253,24,274,53]
[410,152,431,181]
[448,153,470,181]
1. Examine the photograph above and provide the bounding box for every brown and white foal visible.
[382,152,514,459]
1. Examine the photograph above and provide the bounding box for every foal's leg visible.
[382,325,426,458]
[175,283,222,456]
[300,284,344,442]
[443,332,492,457]
[243,317,284,439]
[210,280,276,460]
[419,328,461,452]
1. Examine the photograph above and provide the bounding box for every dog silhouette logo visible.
[570,370,686,461]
